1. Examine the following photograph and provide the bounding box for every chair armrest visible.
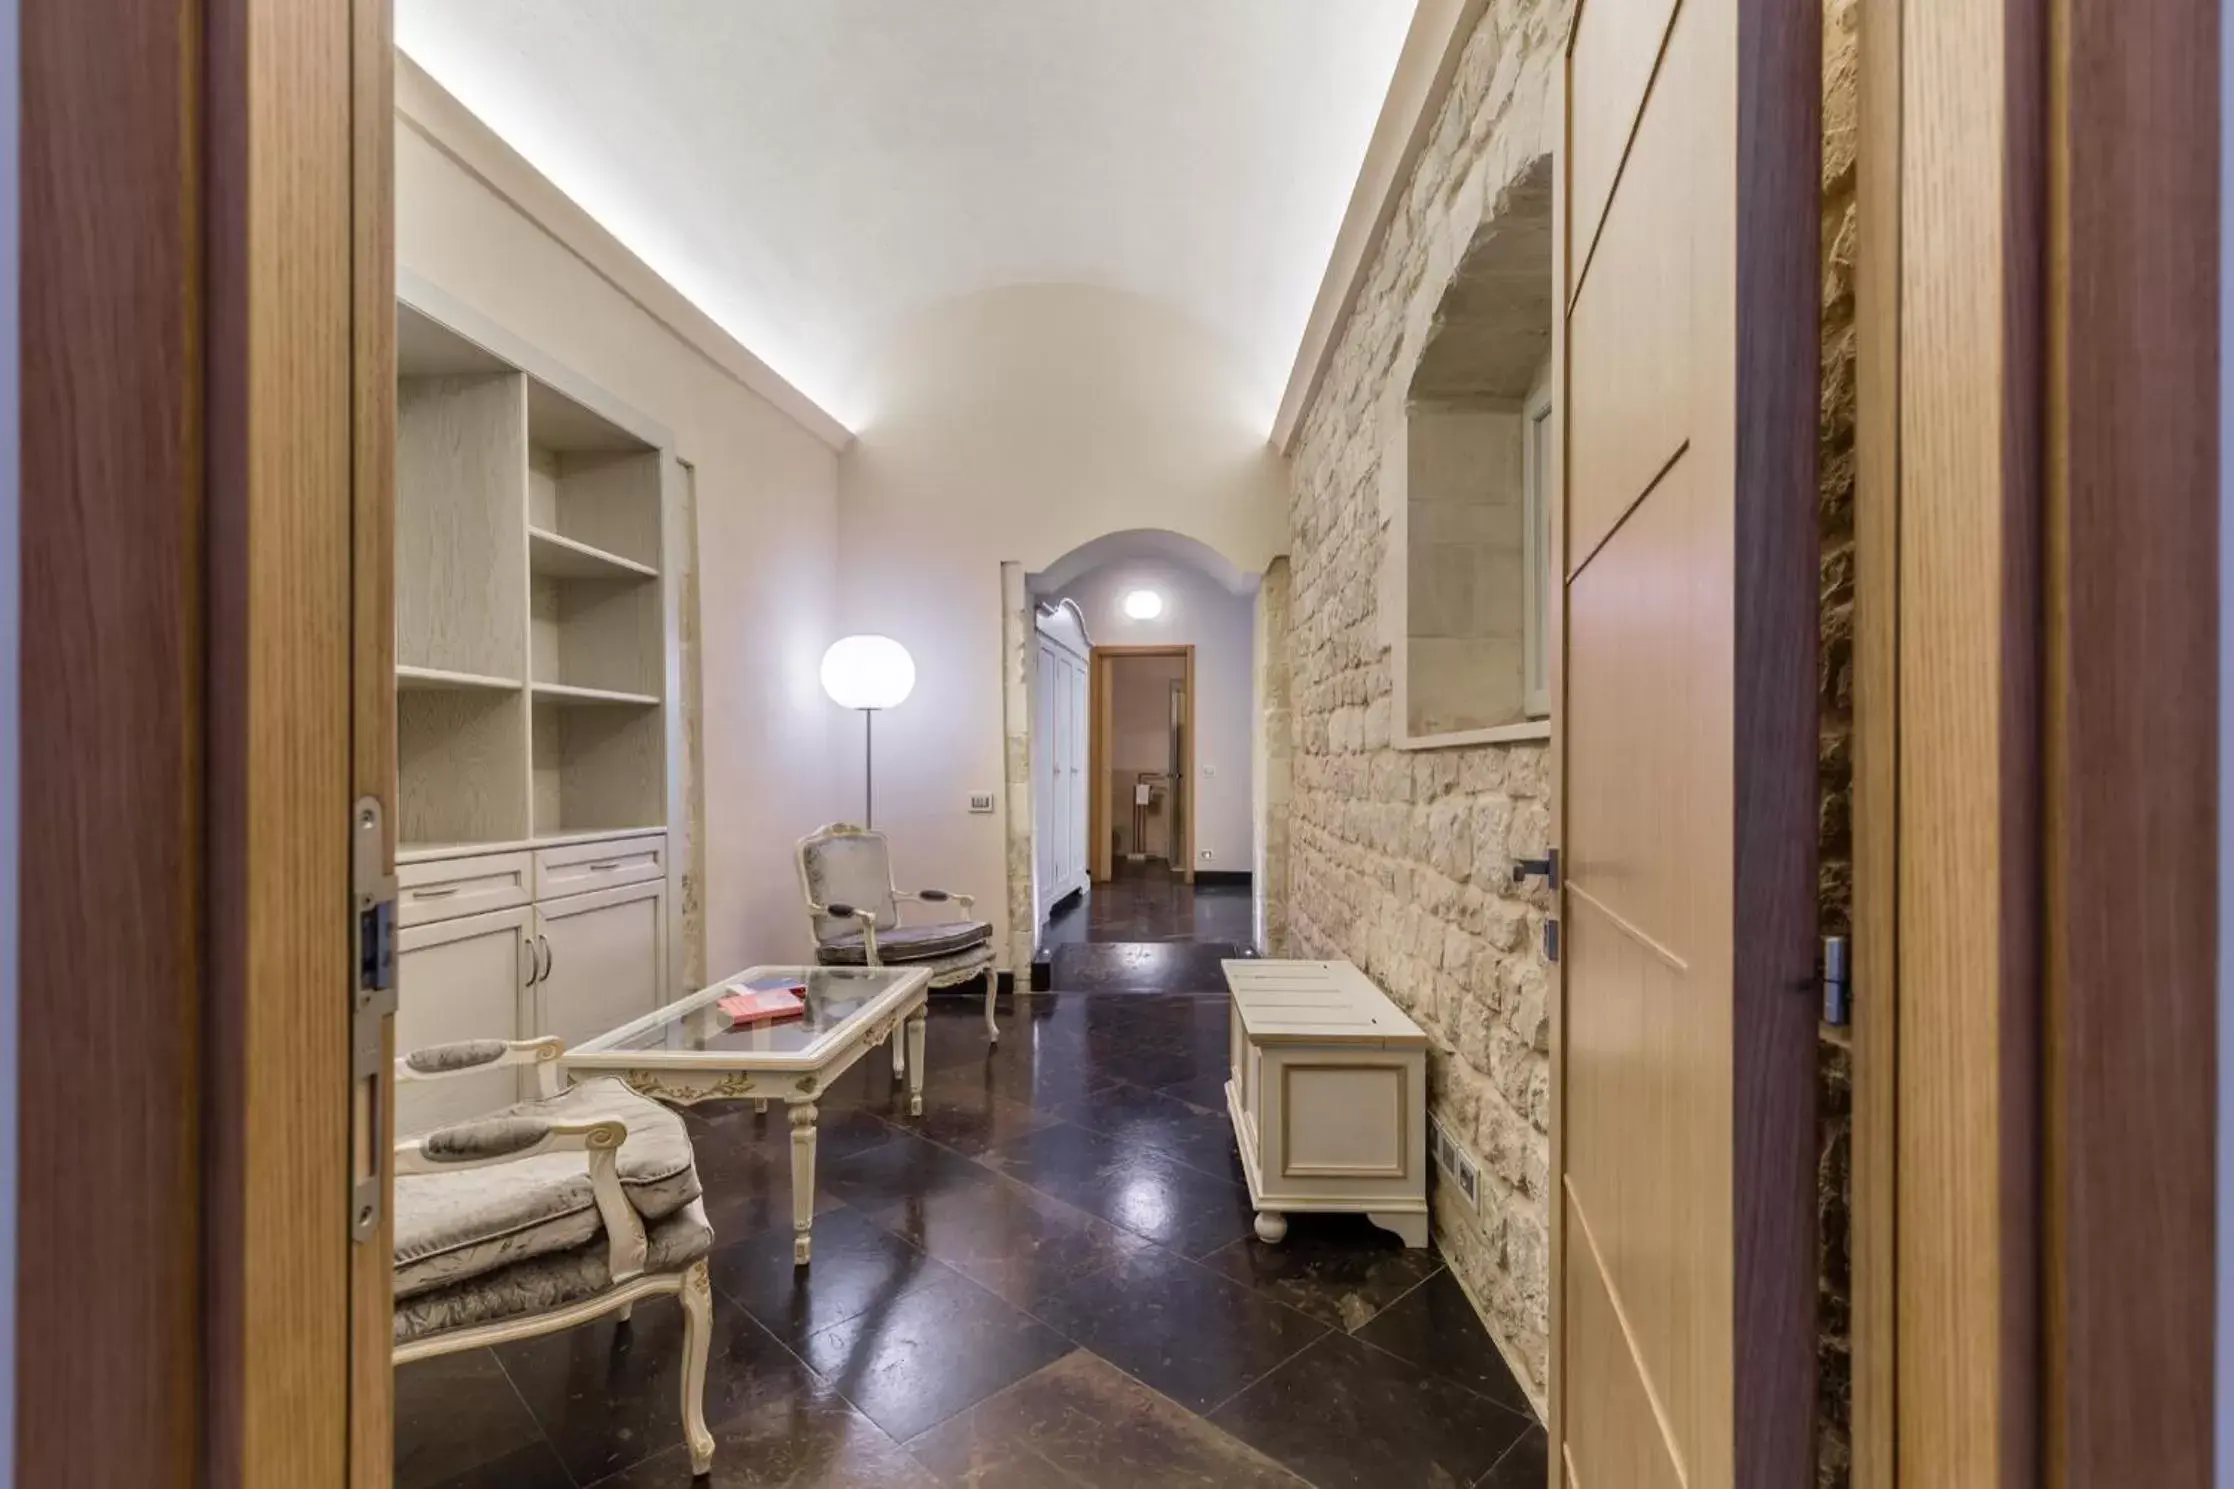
[817,903,882,965]
[395,1036,565,1099]
[897,889,975,916]
[394,1116,649,1283]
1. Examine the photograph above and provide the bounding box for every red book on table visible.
[718,982,805,1027]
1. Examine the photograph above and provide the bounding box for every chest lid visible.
[1220,959,1427,1048]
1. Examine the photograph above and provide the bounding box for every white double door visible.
[394,879,666,1132]
[1035,637,1089,922]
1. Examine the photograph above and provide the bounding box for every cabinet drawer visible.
[536,833,666,898]
[398,850,535,927]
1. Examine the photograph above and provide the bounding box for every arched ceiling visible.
[396,1,1415,434]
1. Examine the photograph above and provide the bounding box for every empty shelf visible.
[531,681,660,707]
[397,665,523,692]
[528,527,658,581]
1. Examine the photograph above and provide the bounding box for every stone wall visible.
[1282,0,1569,1408]
[1816,0,1860,1482]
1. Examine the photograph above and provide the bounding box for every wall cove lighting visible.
[1122,589,1164,620]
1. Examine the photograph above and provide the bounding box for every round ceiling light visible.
[1121,588,1164,620]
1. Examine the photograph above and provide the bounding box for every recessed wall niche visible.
[1395,154,1556,745]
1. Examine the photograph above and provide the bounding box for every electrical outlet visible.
[967,792,995,813]
[1455,1149,1480,1208]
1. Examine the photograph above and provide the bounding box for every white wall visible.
[1044,560,1258,874]
[397,101,846,972]
[836,284,1287,961]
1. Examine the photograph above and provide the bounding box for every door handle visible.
[538,934,553,982]
[1512,848,1561,889]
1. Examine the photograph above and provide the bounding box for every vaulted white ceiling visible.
[396,1,1414,433]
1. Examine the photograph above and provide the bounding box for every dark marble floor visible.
[396,985,1546,1488]
[1040,859,1255,948]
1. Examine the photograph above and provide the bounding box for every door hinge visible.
[1820,934,1851,1027]
[351,796,398,1241]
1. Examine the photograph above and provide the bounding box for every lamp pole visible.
[862,707,875,828]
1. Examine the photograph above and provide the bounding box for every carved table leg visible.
[787,1100,819,1264]
[906,1008,928,1116]
[892,1024,905,1080]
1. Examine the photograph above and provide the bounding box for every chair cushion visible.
[395,1200,714,1345]
[394,1077,701,1301]
[816,919,993,965]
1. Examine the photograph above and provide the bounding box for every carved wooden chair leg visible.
[678,1260,716,1476]
[984,972,1000,1043]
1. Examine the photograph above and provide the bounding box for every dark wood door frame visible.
[20,0,394,1483]
[1087,645,1197,885]
[1855,0,2217,1482]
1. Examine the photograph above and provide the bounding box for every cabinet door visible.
[1051,650,1071,898]
[1035,642,1056,916]
[534,879,666,1051]
[1068,659,1089,884]
[396,904,536,1135]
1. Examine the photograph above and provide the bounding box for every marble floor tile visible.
[798,1264,1072,1443]
[980,1121,1258,1258]
[888,1080,1056,1158]
[709,1204,948,1347]
[904,1349,1309,1489]
[1476,1425,1550,1489]
[590,1373,938,1488]
[493,1286,803,1486]
[393,1348,566,1489]
[860,1168,1149,1316]
[1048,1078,1243,1182]
[1351,1268,1536,1415]
[1052,942,1245,994]
[1209,1331,1533,1489]
[816,1129,1000,1210]
[1034,1248,1328,1413]
[1203,1212,1447,1332]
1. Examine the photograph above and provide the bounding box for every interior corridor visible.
[394,987,1548,1488]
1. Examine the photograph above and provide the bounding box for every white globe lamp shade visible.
[1122,588,1164,620]
[820,635,915,711]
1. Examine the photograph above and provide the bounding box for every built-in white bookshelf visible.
[395,300,670,854]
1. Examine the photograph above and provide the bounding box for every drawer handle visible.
[412,887,460,899]
[587,860,626,872]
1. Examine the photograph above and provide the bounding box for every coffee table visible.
[564,963,933,1263]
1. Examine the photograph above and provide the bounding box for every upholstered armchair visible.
[391,1037,716,1477]
[796,822,1000,1042]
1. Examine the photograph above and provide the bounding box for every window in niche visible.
[1397,154,1556,747]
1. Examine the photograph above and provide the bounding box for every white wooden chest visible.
[1222,959,1430,1247]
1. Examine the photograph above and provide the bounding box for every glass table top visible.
[566,964,929,1070]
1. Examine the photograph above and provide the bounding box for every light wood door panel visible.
[1563,1190,1687,1489]
[1563,39,1702,568]
[1556,0,1817,1483]
[1565,0,1681,298]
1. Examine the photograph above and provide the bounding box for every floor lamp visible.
[820,635,915,828]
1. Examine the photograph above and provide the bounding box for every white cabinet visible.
[1033,631,1090,923]
[534,878,667,1051]
[396,905,536,1135]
